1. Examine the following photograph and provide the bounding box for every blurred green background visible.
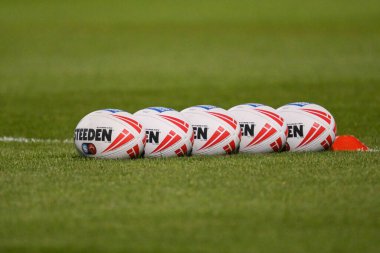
[1,0,379,146]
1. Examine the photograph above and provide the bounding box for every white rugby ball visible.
[277,102,337,152]
[228,103,287,153]
[74,109,146,159]
[181,105,241,155]
[134,107,193,158]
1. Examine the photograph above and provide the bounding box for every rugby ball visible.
[277,102,337,151]
[228,103,287,153]
[74,109,146,159]
[134,107,193,158]
[181,105,241,155]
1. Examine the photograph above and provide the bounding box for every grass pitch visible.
[1,1,380,252]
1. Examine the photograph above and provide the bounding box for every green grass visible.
[0,0,380,252]
[1,144,379,253]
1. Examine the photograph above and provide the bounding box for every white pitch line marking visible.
[0,136,73,144]
[0,136,378,152]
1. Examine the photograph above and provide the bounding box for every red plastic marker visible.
[331,135,369,151]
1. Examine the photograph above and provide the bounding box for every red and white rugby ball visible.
[277,102,337,151]
[181,105,241,155]
[228,103,287,153]
[74,109,146,159]
[134,107,193,158]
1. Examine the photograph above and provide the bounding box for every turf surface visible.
[0,0,379,252]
